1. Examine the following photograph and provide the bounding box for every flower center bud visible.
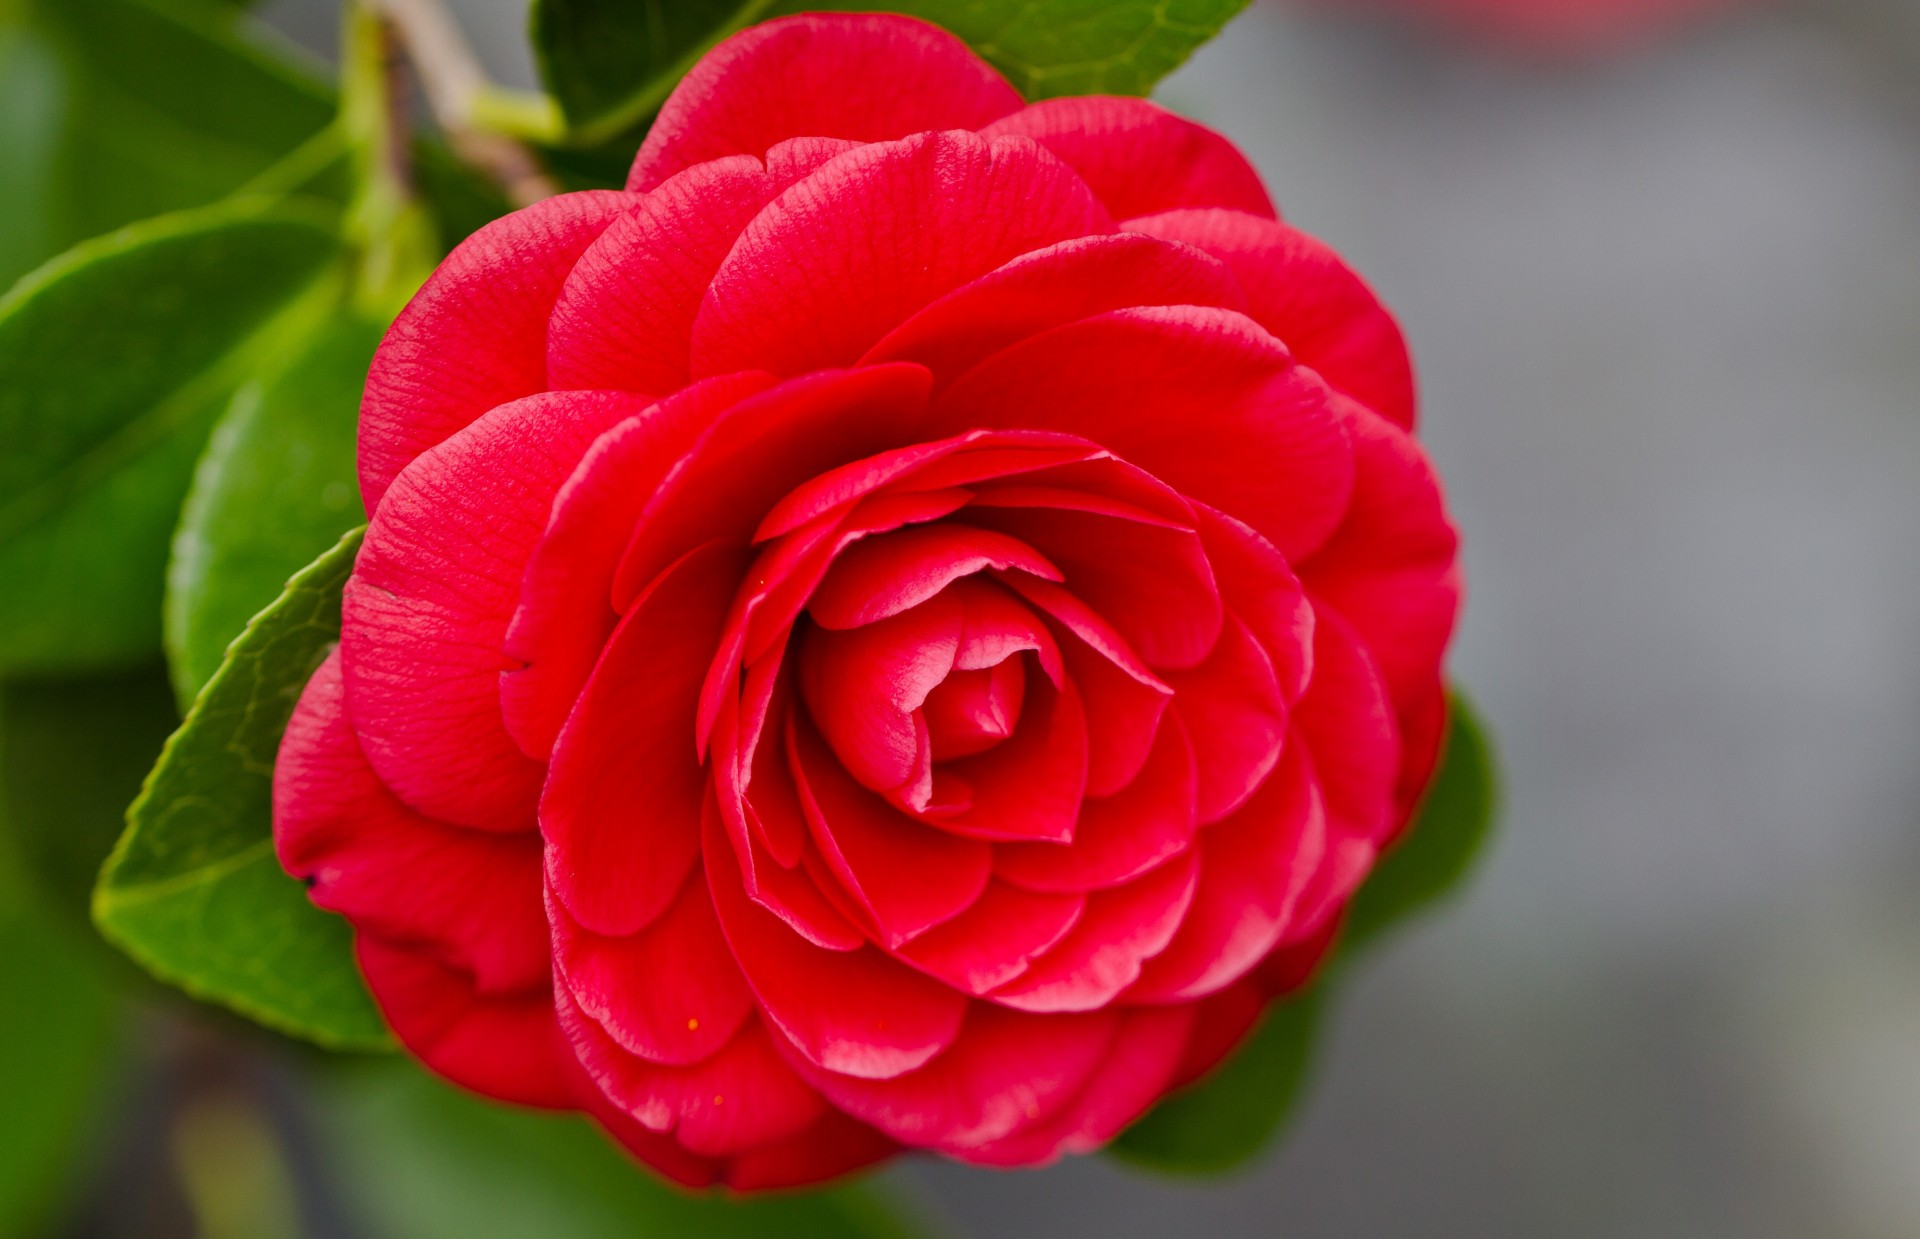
[921,657,1027,760]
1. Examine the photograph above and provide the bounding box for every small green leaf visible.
[317,1060,928,1239]
[531,0,1251,146]
[0,0,335,290]
[1343,691,1498,953]
[96,526,391,1050]
[1108,987,1324,1174]
[1109,692,1498,1175]
[0,198,341,676]
[0,664,179,927]
[0,909,122,1238]
[166,311,376,703]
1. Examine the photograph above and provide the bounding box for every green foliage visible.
[96,528,391,1050]
[166,312,376,703]
[1111,691,1498,1175]
[531,0,1251,146]
[0,665,179,927]
[0,199,341,676]
[319,1062,926,1239]
[0,0,334,291]
[0,909,121,1238]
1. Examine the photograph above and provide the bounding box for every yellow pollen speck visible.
[686,1017,700,1031]
[713,1095,725,1106]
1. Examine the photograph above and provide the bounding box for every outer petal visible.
[894,882,1086,995]
[861,232,1245,387]
[549,876,755,1067]
[275,654,547,994]
[704,812,968,1080]
[359,190,632,509]
[786,1004,1118,1153]
[542,541,747,937]
[344,390,654,832]
[355,937,576,1110]
[1126,209,1416,428]
[559,988,826,1157]
[932,306,1354,561]
[629,13,1021,191]
[961,1005,1194,1166]
[722,1111,901,1190]
[690,130,1111,378]
[982,97,1275,221]
[991,852,1199,1013]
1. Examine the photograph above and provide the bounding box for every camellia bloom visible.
[273,13,1459,1189]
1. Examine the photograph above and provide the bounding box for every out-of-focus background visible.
[43,0,1920,1233]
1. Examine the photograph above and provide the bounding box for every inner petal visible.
[922,658,1027,760]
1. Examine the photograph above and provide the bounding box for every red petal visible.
[1193,503,1315,702]
[1296,398,1460,721]
[542,541,746,937]
[356,937,575,1109]
[1125,742,1327,1003]
[359,190,631,509]
[1125,208,1415,428]
[704,813,967,1080]
[961,1005,1194,1165]
[629,13,1020,192]
[275,654,547,994]
[786,1004,1118,1153]
[894,882,1086,995]
[862,232,1244,386]
[931,305,1354,560]
[1166,978,1267,1090]
[344,390,652,832]
[558,988,826,1157]
[612,365,935,608]
[549,875,754,1067]
[934,676,1089,845]
[990,852,1198,1013]
[689,129,1110,378]
[500,374,777,760]
[994,712,1198,893]
[581,1099,722,1188]
[982,97,1275,221]
[786,715,993,948]
[1292,604,1402,849]
[722,1111,901,1190]
[1167,614,1290,825]
[807,522,1062,631]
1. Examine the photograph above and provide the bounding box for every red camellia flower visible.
[273,13,1459,1190]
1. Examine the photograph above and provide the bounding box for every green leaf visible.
[0,909,122,1238]
[1108,987,1324,1174]
[530,0,1251,146]
[166,311,376,703]
[96,526,391,1050]
[0,664,179,928]
[317,1061,927,1239]
[0,0,334,290]
[0,198,342,676]
[1343,691,1498,953]
[1109,692,1498,1175]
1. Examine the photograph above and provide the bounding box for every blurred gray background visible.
[258,0,1920,1233]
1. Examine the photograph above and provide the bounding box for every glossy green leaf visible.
[0,909,121,1238]
[0,0,334,291]
[318,1061,926,1239]
[166,312,376,703]
[1108,986,1323,1174]
[0,664,179,928]
[531,0,1251,146]
[1109,691,1498,1175]
[0,198,341,676]
[96,527,391,1050]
